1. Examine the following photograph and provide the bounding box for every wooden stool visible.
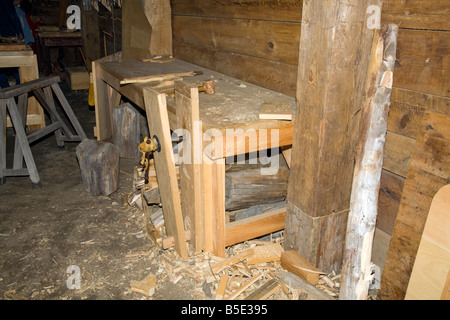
[0,76,86,187]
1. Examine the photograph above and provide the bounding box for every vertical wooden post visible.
[339,25,398,300]
[175,81,203,253]
[80,0,101,71]
[143,87,189,260]
[285,0,381,273]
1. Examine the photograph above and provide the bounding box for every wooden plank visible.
[175,81,203,253]
[245,279,280,300]
[281,250,322,286]
[143,87,188,260]
[380,111,450,300]
[93,52,122,141]
[171,0,303,22]
[393,29,450,97]
[121,0,151,61]
[173,41,298,97]
[285,0,378,273]
[16,54,44,130]
[141,0,173,58]
[382,0,450,31]
[211,249,255,274]
[172,15,300,66]
[383,131,416,178]
[225,208,286,247]
[377,170,405,235]
[406,185,450,300]
[215,274,229,300]
[442,270,450,300]
[387,88,450,140]
[226,274,263,300]
[276,271,335,300]
[259,99,293,120]
[207,124,294,160]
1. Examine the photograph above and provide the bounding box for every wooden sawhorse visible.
[0,76,86,187]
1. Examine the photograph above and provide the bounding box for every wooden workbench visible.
[37,28,82,75]
[0,44,45,130]
[93,54,295,258]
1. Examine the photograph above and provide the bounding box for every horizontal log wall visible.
[171,0,450,238]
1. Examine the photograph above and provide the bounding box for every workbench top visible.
[100,58,296,132]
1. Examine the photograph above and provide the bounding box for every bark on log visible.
[339,25,398,300]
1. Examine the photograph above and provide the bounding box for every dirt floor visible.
[0,83,202,300]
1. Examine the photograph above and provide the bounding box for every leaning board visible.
[406,184,450,300]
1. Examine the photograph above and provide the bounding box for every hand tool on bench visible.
[120,71,204,85]
[162,80,216,98]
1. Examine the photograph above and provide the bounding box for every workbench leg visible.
[19,58,44,131]
[202,155,226,257]
[6,98,41,188]
[12,93,28,169]
[143,87,189,260]
[43,86,64,148]
[0,99,6,185]
[93,60,113,141]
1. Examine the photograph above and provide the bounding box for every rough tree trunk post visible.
[339,25,398,300]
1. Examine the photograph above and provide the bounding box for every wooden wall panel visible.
[172,16,301,65]
[171,0,303,21]
[173,41,298,97]
[394,30,450,97]
[382,0,450,30]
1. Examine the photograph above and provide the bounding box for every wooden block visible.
[225,207,286,247]
[66,66,90,90]
[276,271,335,300]
[280,250,322,285]
[211,249,255,274]
[246,242,284,265]
[245,278,280,300]
[130,274,157,296]
[215,274,229,300]
[259,98,293,120]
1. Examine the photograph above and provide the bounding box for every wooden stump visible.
[113,103,141,159]
[76,139,120,196]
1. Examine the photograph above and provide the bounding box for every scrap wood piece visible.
[211,249,255,274]
[130,274,157,296]
[276,271,335,300]
[246,242,284,265]
[225,273,263,300]
[120,71,203,85]
[162,230,191,249]
[280,250,324,285]
[245,278,280,300]
[259,98,293,120]
[215,274,229,300]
